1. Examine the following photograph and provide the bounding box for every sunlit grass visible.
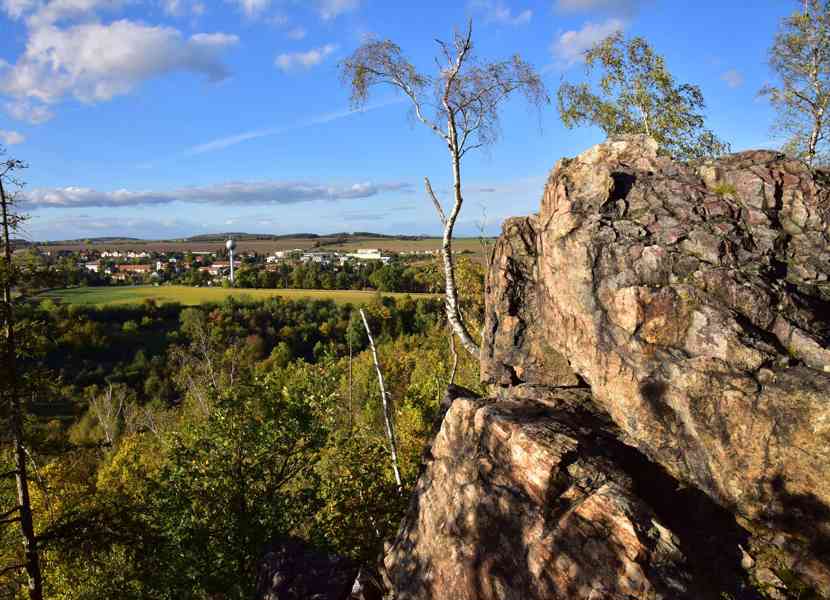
[37,285,436,306]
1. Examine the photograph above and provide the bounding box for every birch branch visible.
[359,309,402,492]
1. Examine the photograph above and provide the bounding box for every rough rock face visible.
[385,136,830,598]
[384,386,752,599]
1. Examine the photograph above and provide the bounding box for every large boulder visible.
[383,387,754,599]
[481,135,830,591]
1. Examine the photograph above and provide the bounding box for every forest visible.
[1,283,483,598]
[3,0,830,598]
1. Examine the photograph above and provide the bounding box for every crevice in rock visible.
[733,312,791,359]
[504,364,523,386]
[540,395,754,599]
[610,171,637,202]
[766,177,790,282]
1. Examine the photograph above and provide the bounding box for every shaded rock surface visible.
[254,537,358,600]
[385,136,830,598]
[384,386,753,599]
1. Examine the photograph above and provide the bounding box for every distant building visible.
[300,252,336,265]
[116,264,152,273]
[84,261,100,273]
[111,263,152,281]
[207,260,241,276]
[346,248,391,264]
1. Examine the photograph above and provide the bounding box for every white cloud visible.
[25,0,127,27]
[0,130,25,145]
[286,26,306,40]
[0,20,238,105]
[316,0,359,20]
[183,97,403,155]
[721,69,744,89]
[5,99,54,123]
[555,0,644,14]
[226,0,269,17]
[1,0,37,19]
[553,18,624,66]
[469,0,532,26]
[21,180,413,209]
[275,44,337,72]
[28,214,198,238]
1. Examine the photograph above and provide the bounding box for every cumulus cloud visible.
[0,130,25,145]
[0,20,239,105]
[275,44,337,72]
[23,0,127,27]
[316,0,359,20]
[555,0,644,15]
[1,0,37,19]
[20,180,414,209]
[469,0,532,26]
[553,17,624,66]
[4,99,54,123]
[721,69,744,89]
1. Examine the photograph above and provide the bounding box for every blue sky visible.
[0,0,793,241]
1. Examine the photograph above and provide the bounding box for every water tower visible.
[226,238,236,284]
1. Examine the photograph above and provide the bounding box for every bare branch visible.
[0,506,21,521]
[424,177,446,225]
[339,22,548,358]
[0,564,25,578]
[359,309,402,492]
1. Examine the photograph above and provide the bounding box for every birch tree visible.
[0,148,43,600]
[761,0,830,166]
[340,21,548,358]
[558,33,729,160]
[359,309,401,492]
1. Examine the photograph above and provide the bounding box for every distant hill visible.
[183,232,433,242]
[38,237,144,245]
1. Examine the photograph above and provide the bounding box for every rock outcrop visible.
[385,136,830,598]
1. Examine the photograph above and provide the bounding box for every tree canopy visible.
[557,32,729,161]
[761,0,830,166]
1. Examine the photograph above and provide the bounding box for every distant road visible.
[35,285,438,306]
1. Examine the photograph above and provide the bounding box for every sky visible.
[0,0,795,241]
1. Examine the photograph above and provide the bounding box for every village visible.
[57,247,400,282]
[10,243,453,293]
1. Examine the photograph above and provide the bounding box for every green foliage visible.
[712,182,737,197]
[557,32,729,160]
[761,0,830,166]
[152,369,330,598]
[1,292,469,599]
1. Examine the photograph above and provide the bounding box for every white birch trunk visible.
[359,309,402,491]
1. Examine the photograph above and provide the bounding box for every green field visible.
[37,285,435,307]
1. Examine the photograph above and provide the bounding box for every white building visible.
[300,252,336,265]
[84,262,100,273]
[346,248,391,264]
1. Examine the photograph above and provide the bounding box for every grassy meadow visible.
[37,285,435,307]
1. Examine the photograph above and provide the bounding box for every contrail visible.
[182,97,405,157]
